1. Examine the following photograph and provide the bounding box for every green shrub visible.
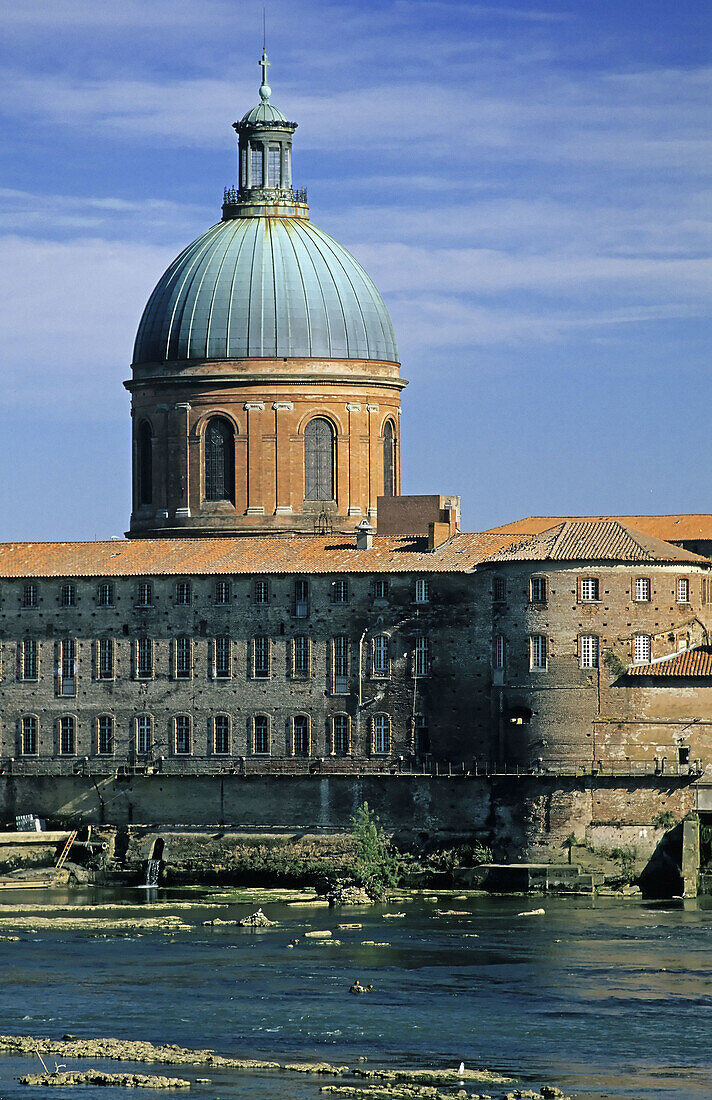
[653,810,677,830]
[611,845,638,884]
[349,802,402,900]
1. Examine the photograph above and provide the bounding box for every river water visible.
[0,888,711,1100]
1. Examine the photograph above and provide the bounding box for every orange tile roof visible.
[486,514,712,543]
[0,532,517,579]
[484,520,708,564]
[627,646,712,678]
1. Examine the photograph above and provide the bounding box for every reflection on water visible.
[0,890,711,1099]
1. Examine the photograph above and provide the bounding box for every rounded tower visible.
[126,52,405,537]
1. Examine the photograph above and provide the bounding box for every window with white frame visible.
[22,583,38,609]
[634,634,651,663]
[293,715,310,756]
[20,639,38,680]
[530,577,547,603]
[175,636,192,679]
[373,634,389,677]
[252,636,270,678]
[332,635,349,693]
[98,638,114,680]
[634,577,651,602]
[254,579,269,604]
[60,638,76,696]
[332,715,349,756]
[580,577,599,602]
[136,637,153,679]
[374,579,389,601]
[580,635,599,669]
[137,581,152,607]
[332,579,348,603]
[175,581,192,606]
[415,578,430,604]
[494,634,505,670]
[174,715,191,755]
[59,716,75,755]
[214,636,231,679]
[98,582,114,608]
[373,715,390,754]
[414,635,430,677]
[213,715,230,755]
[215,580,231,605]
[136,715,152,755]
[21,716,38,755]
[677,578,690,603]
[530,634,547,669]
[60,583,76,607]
[292,635,310,678]
[97,715,114,755]
[253,715,269,754]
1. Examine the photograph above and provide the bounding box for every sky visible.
[0,0,710,540]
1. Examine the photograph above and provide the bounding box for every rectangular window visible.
[253,636,270,678]
[530,577,547,603]
[333,715,349,755]
[373,635,389,677]
[580,578,599,602]
[175,581,192,605]
[530,634,547,669]
[215,636,231,678]
[59,716,75,755]
[677,578,690,603]
[137,637,153,679]
[580,635,599,669]
[215,580,231,605]
[635,577,651,602]
[292,635,310,678]
[332,635,349,693]
[494,634,505,670]
[21,716,38,755]
[332,579,348,603]
[293,715,310,756]
[98,582,114,608]
[493,577,506,602]
[60,638,76,696]
[175,716,191,755]
[254,579,269,604]
[253,715,269,754]
[175,636,192,679]
[373,715,390,755]
[22,583,38,609]
[136,716,151,756]
[634,634,651,663]
[214,715,230,755]
[414,714,430,754]
[414,635,430,677]
[250,146,263,186]
[137,582,152,607]
[97,716,114,755]
[374,579,389,601]
[268,144,281,186]
[21,639,38,680]
[294,579,309,618]
[60,584,76,607]
[415,578,430,603]
[98,638,114,680]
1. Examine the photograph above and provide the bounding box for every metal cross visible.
[259,49,271,86]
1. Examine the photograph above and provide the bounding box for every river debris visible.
[19,1070,190,1088]
[237,909,278,928]
[329,885,373,906]
[305,929,332,939]
[517,909,545,918]
[382,913,405,919]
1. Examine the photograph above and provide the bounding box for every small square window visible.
[530,577,547,603]
[580,578,599,602]
[635,578,651,602]
[677,578,690,603]
[415,578,430,604]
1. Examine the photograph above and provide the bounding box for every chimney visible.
[355,518,375,550]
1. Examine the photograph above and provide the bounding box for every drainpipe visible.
[358,629,367,706]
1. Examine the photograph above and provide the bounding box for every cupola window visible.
[205,417,235,503]
[250,147,263,187]
[268,145,281,186]
[304,418,335,501]
[383,420,396,497]
[137,421,152,506]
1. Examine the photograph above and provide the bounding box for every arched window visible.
[383,420,396,497]
[205,417,235,503]
[304,417,335,501]
[137,421,152,506]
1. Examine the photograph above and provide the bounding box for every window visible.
[60,584,76,607]
[580,578,599,602]
[414,635,430,677]
[213,715,230,755]
[215,636,231,679]
[493,577,506,602]
[175,636,192,679]
[530,577,547,603]
[332,715,349,755]
[22,583,38,609]
[174,716,191,755]
[97,716,114,755]
[20,639,38,680]
[21,716,38,755]
[294,579,309,618]
[580,635,599,669]
[383,420,396,498]
[634,634,651,663]
[60,638,76,696]
[414,714,430,754]
[175,581,192,606]
[332,579,348,603]
[250,146,263,186]
[415,578,430,604]
[635,577,651,602]
[254,579,269,604]
[292,635,310,678]
[253,715,270,755]
[530,634,547,669]
[677,578,690,603]
[304,417,335,501]
[59,716,75,755]
[494,634,505,670]
[679,745,690,767]
[267,144,281,186]
[205,417,235,503]
[136,716,152,756]
[253,636,270,678]
[137,581,152,607]
[374,579,389,601]
[137,637,154,679]
[373,715,390,755]
[137,421,152,506]
[293,715,310,756]
[98,638,114,680]
[215,580,231,605]
[373,634,389,677]
[98,582,114,608]
[332,635,349,693]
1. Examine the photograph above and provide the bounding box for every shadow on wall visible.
[638,823,683,898]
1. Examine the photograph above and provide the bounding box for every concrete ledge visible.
[0,832,69,846]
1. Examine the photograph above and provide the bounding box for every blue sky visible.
[1,0,710,539]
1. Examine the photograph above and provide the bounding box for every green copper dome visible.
[133,215,399,365]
